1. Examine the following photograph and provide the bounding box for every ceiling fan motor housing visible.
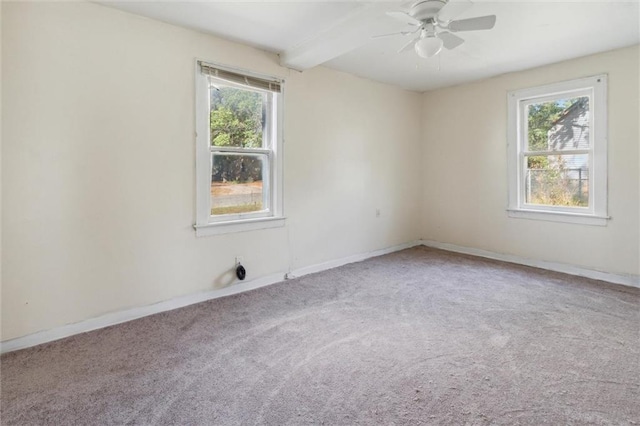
[409,0,447,21]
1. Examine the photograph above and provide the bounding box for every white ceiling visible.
[99,1,640,92]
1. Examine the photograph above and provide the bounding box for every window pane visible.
[527,96,589,151]
[209,84,269,148]
[525,154,589,207]
[211,154,268,216]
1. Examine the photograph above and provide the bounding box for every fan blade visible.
[438,31,465,50]
[386,11,422,26]
[398,37,419,53]
[372,29,417,39]
[373,32,403,39]
[448,15,496,32]
[438,0,473,22]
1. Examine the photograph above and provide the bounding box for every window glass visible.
[209,85,269,149]
[525,154,589,207]
[527,96,590,152]
[210,154,269,216]
[523,95,590,208]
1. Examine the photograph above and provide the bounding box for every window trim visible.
[507,74,609,226]
[194,60,285,237]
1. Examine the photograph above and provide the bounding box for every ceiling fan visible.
[375,0,496,58]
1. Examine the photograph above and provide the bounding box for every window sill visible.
[194,216,286,237]
[507,209,609,226]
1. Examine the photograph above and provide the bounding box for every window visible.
[507,75,608,226]
[194,61,285,236]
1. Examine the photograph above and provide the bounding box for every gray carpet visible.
[1,247,639,425]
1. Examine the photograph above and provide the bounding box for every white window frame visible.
[507,75,609,226]
[194,61,285,237]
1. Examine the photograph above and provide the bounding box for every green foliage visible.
[527,156,588,208]
[527,97,584,156]
[212,155,262,184]
[527,100,568,152]
[210,87,264,148]
[527,155,549,170]
[210,86,266,183]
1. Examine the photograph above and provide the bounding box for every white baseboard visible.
[0,240,420,354]
[421,239,640,289]
[0,272,286,355]
[286,240,422,279]
[5,239,633,354]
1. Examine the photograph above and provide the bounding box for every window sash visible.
[195,59,285,233]
[518,153,595,214]
[212,147,271,155]
[517,88,596,214]
[522,149,590,156]
[205,73,278,222]
[209,152,272,222]
[521,153,591,210]
[520,89,592,154]
[507,74,608,223]
[208,81,275,151]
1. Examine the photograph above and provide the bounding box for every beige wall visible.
[420,45,640,277]
[1,2,422,340]
[0,0,3,341]
[3,1,637,343]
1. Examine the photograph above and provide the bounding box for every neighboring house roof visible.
[547,98,590,171]
[548,98,590,151]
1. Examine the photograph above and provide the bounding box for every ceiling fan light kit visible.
[376,0,497,59]
[415,36,443,58]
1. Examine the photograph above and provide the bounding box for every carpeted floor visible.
[1,247,639,425]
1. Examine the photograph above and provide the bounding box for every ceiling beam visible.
[279,3,402,71]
